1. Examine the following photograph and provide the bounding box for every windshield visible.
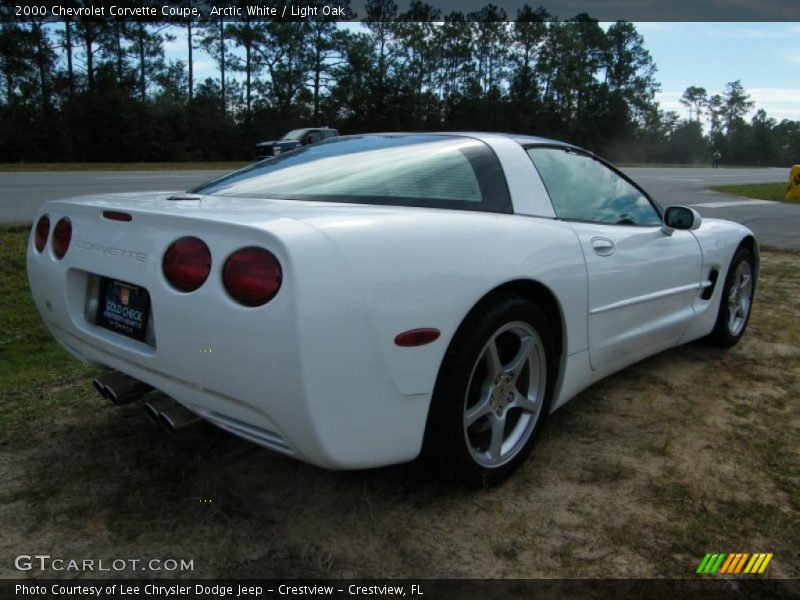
[282,129,307,141]
[193,135,512,213]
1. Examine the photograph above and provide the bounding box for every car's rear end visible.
[26,193,429,469]
[27,133,532,472]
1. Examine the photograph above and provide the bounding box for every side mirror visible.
[662,206,702,236]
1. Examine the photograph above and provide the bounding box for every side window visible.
[306,132,321,144]
[527,147,661,226]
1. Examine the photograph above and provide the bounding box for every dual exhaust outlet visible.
[144,395,202,432]
[92,372,201,432]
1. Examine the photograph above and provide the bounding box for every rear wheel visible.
[425,295,556,487]
[706,247,756,347]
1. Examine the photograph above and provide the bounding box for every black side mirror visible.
[662,206,702,236]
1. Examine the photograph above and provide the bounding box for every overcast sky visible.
[164,22,800,124]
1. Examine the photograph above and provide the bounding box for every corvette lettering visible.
[75,240,148,263]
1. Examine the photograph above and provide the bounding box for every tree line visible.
[1,1,798,165]
[672,81,799,167]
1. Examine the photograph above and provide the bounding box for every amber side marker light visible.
[394,328,441,347]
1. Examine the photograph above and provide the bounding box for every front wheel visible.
[424,296,556,487]
[705,247,756,347]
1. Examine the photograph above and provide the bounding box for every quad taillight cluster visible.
[33,215,282,307]
[34,214,72,259]
[163,237,282,306]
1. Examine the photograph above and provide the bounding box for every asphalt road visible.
[621,166,797,250]
[0,170,229,224]
[1,165,797,249]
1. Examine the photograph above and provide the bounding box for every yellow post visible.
[787,165,800,200]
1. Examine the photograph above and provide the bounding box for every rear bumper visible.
[48,323,299,458]
[26,207,432,470]
[34,290,432,470]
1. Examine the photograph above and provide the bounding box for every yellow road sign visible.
[787,165,800,200]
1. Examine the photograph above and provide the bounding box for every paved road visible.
[1,166,797,249]
[622,167,797,250]
[0,170,229,224]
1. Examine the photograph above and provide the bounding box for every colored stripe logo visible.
[696,553,773,574]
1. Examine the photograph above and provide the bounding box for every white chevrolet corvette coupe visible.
[27,133,758,485]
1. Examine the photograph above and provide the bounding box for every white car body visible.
[26,133,757,470]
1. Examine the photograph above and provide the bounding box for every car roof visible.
[441,132,571,146]
[335,131,578,150]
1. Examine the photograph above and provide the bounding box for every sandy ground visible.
[1,251,797,580]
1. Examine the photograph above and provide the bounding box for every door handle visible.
[591,237,615,256]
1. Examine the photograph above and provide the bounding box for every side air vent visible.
[702,269,719,300]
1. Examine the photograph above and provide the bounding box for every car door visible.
[527,146,703,370]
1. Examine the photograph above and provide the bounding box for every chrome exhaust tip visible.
[93,372,149,404]
[92,377,110,399]
[159,404,202,432]
[144,396,177,426]
[99,372,152,405]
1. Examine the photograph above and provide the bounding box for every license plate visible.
[96,278,151,342]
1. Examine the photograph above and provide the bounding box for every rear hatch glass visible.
[194,135,512,214]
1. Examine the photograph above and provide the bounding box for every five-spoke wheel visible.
[727,259,753,337]
[425,295,555,486]
[463,322,546,469]
[707,246,756,347]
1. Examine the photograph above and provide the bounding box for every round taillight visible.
[162,237,212,292]
[52,217,72,259]
[222,247,282,307]
[34,214,50,253]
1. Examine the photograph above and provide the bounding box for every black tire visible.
[705,246,756,348]
[423,295,557,487]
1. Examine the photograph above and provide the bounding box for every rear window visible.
[194,135,512,213]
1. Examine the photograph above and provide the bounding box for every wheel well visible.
[473,280,565,359]
[739,234,759,277]
[740,235,757,256]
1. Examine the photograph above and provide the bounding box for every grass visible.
[0,162,250,172]
[709,182,795,203]
[0,224,98,443]
[0,223,798,579]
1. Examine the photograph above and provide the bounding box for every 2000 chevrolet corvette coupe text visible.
[27,133,758,485]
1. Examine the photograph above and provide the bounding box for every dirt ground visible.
[1,249,798,580]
